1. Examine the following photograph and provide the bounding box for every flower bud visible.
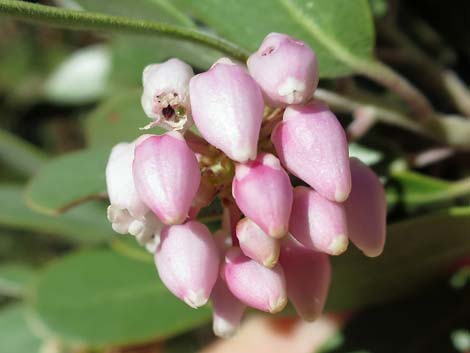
[223,248,287,313]
[236,218,280,267]
[189,58,264,162]
[280,239,331,321]
[133,132,201,225]
[106,141,148,220]
[344,158,386,257]
[155,221,219,308]
[211,278,246,338]
[106,139,164,251]
[289,186,349,255]
[271,102,351,202]
[141,58,194,131]
[247,33,319,107]
[232,153,293,238]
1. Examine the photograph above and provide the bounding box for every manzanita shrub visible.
[105,33,386,338]
[0,0,469,352]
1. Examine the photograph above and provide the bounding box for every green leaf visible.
[0,263,34,298]
[25,148,109,215]
[85,89,163,148]
[386,171,470,211]
[44,45,111,105]
[174,0,375,77]
[0,305,43,353]
[327,207,470,311]
[0,129,47,178]
[74,0,220,86]
[110,35,218,87]
[0,185,112,244]
[348,143,383,166]
[31,250,211,347]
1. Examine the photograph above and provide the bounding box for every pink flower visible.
[133,132,200,225]
[155,221,220,308]
[271,102,351,202]
[236,218,281,267]
[211,278,246,338]
[106,140,148,220]
[344,158,387,257]
[223,247,287,313]
[190,58,264,162]
[289,186,349,255]
[141,58,194,131]
[280,238,331,321]
[248,33,319,107]
[105,138,163,251]
[232,153,293,238]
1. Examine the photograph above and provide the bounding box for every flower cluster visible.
[105,32,386,338]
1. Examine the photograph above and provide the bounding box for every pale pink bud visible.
[271,102,351,202]
[344,158,387,257]
[247,33,319,107]
[223,248,287,313]
[211,278,246,338]
[189,58,264,162]
[280,239,331,321]
[236,218,280,267]
[155,221,219,308]
[141,58,194,131]
[133,132,201,225]
[106,141,148,220]
[232,153,293,238]
[289,186,349,255]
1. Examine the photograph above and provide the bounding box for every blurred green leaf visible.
[25,148,109,215]
[31,249,211,347]
[386,171,470,211]
[174,0,374,77]
[85,89,164,148]
[348,143,383,166]
[450,266,470,290]
[44,45,111,105]
[327,207,470,311]
[0,185,112,244]
[368,0,388,17]
[452,329,470,353]
[0,263,34,298]
[0,305,42,353]
[0,129,47,178]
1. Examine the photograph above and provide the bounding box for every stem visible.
[358,59,434,118]
[377,21,470,116]
[314,89,470,149]
[0,0,249,61]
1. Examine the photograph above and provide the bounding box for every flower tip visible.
[269,295,288,313]
[362,246,384,258]
[213,317,237,338]
[262,253,279,268]
[335,189,350,203]
[162,214,187,226]
[328,235,349,255]
[268,225,288,239]
[300,311,320,322]
[184,290,208,309]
